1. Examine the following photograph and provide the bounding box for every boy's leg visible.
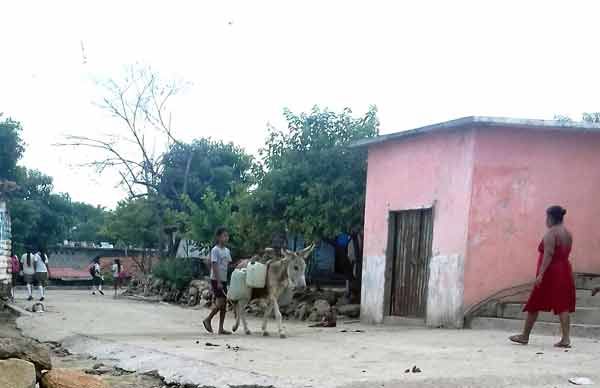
[217,297,230,334]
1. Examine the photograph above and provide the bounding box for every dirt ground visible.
[11,289,600,388]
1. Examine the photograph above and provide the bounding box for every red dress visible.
[523,237,576,314]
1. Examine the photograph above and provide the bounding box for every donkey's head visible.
[283,244,315,290]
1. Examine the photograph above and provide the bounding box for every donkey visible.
[232,244,315,338]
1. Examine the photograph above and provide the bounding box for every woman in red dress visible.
[510,205,576,348]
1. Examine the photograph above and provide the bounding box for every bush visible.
[152,258,193,290]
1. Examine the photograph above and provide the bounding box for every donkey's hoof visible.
[232,325,239,332]
[279,333,287,339]
[245,330,252,336]
[262,331,270,337]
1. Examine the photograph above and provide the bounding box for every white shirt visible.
[35,253,48,273]
[210,245,231,282]
[112,263,119,277]
[20,254,36,275]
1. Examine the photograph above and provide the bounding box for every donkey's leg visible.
[262,300,274,336]
[240,299,251,335]
[271,297,286,338]
[232,301,240,332]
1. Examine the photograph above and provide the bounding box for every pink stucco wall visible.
[361,129,475,323]
[464,127,600,308]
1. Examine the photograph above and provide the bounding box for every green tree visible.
[161,138,253,204]
[69,202,109,243]
[254,106,379,240]
[9,167,75,253]
[102,198,161,272]
[0,114,25,181]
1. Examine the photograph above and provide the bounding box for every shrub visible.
[152,258,193,290]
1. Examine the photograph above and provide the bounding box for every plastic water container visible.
[246,261,267,288]
[227,269,251,301]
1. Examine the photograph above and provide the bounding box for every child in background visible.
[20,249,36,301]
[91,256,104,295]
[34,251,49,301]
[112,259,122,298]
[9,253,19,301]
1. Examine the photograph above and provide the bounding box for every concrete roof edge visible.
[350,116,600,148]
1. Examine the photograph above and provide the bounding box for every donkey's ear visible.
[300,243,315,259]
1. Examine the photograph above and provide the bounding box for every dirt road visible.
[14,290,600,388]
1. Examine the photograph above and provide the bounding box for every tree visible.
[69,202,109,243]
[0,114,25,181]
[255,106,379,239]
[102,198,160,273]
[161,138,253,204]
[9,167,75,253]
[59,65,190,257]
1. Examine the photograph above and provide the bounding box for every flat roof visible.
[351,116,600,148]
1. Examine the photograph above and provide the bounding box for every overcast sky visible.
[1,1,600,208]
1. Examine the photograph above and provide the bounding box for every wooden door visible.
[389,208,434,317]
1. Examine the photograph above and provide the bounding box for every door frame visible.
[383,206,435,319]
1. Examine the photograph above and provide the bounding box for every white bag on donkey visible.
[227,269,252,301]
[246,261,267,288]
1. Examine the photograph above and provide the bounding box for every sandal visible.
[509,334,529,345]
[554,341,571,349]
[218,330,232,335]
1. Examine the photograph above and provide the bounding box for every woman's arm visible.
[536,231,556,286]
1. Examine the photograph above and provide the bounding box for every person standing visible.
[510,206,576,348]
[9,253,19,302]
[20,249,36,301]
[112,259,122,298]
[203,227,232,335]
[90,256,104,296]
[34,251,49,301]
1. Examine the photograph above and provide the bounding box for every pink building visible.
[355,116,600,327]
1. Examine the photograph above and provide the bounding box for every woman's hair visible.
[93,256,101,264]
[115,259,122,273]
[547,205,567,224]
[26,252,31,266]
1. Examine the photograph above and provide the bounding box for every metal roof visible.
[351,116,600,148]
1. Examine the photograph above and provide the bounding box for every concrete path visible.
[14,290,600,388]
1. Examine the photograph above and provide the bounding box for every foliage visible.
[9,167,75,254]
[102,198,161,249]
[253,106,379,240]
[152,258,193,289]
[161,138,254,204]
[69,202,109,243]
[0,114,25,182]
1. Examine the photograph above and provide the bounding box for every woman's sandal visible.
[509,334,529,345]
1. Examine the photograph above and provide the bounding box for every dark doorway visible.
[389,208,434,317]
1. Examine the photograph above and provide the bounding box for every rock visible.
[41,368,109,388]
[313,299,331,315]
[0,337,52,377]
[0,358,36,388]
[294,303,309,321]
[201,289,212,300]
[190,280,208,290]
[337,304,360,318]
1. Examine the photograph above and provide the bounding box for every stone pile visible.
[126,276,361,322]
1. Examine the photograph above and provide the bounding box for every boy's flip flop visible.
[203,320,213,333]
[554,341,571,348]
[509,335,529,345]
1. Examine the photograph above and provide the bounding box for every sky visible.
[2,1,600,208]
